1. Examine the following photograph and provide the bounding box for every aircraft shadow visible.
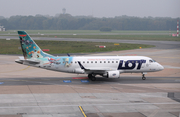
[0,76,179,85]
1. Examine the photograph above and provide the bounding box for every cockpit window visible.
[149,60,153,63]
[149,59,156,63]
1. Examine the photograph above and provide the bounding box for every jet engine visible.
[103,71,120,78]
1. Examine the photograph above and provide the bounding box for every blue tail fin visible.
[18,31,52,59]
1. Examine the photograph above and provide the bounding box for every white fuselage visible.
[39,56,164,75]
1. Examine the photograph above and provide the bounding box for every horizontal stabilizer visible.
[24,59,40,64]
[15,56,25,64]
[15,56,40,65]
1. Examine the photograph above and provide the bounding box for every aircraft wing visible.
[77,61,113,73]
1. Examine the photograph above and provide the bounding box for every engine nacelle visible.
[104,71,120,78]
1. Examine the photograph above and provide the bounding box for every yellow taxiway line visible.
[79,106,87,117]
[0,66,32,73]
[20,66,30,71]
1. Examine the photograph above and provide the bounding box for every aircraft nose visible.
[159,64,164,70]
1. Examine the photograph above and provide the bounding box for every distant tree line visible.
[0,14,178,30]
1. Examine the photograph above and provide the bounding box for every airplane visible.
[15,31,164,81]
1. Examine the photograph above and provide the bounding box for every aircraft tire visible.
[91,77,96,81]
[142,76,146,80]
[88,74,92,79]
[142,74,146,80]
[88,74,96,81]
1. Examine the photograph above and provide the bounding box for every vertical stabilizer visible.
[18,31,52,60]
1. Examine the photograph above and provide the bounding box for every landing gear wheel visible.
[88,74,96,81]
[142,74,146,80]
[88,74,92,79]
[142,76,146,80]
[91,77,96,81]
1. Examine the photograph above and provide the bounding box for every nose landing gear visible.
[142,74,146,80]
[142,72,147,80]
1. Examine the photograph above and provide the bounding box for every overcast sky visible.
[0,0,180,18]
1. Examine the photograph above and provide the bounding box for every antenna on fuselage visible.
[67,53,70,57]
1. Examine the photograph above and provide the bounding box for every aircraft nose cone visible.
[159,65,164,70]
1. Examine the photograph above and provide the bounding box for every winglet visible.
[78,61,85,69]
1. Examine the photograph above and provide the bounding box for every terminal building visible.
[0,26,5,31]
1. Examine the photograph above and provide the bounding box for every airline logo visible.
[118,60,146,70]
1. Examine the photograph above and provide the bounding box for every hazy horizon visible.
[0,0,180,18]
[0,14,180,19]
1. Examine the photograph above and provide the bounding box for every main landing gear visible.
[88,74,96,81]
[142,74,146,80]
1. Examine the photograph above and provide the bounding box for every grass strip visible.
[0,39,154,55]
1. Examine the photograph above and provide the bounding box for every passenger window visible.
[87,61,89,63]
[116,61,118,63]
[108,61,110,63]
[112,61,114,63]
[83,61,85,63]
[104,61,106,63]
[95,61,97,63]
[91,61,93,63]
[100,61,102,63]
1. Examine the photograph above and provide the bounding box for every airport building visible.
[0,26,5,31]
